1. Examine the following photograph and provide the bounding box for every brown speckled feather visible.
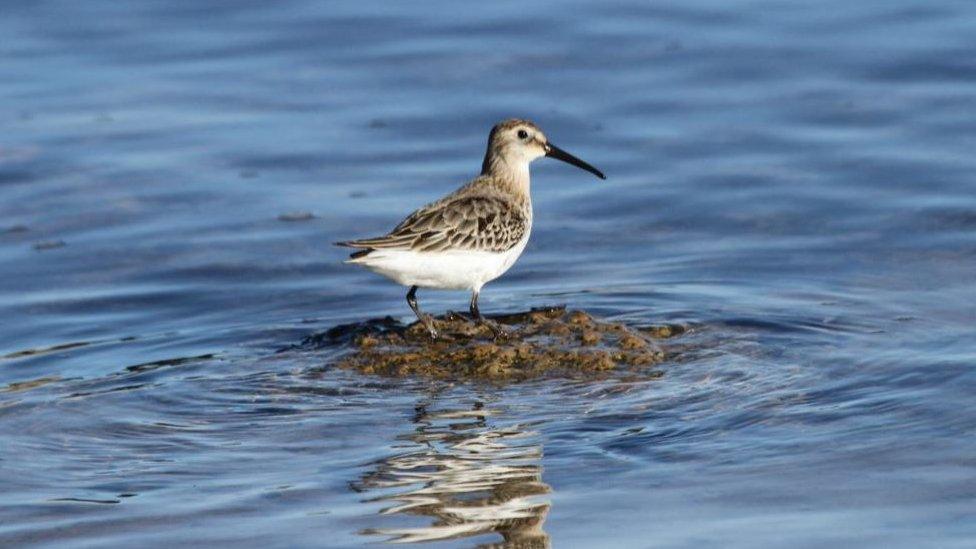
[338,177,530,253]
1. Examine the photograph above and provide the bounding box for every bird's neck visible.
[481,155,531,201]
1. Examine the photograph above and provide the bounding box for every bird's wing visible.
[337,195,527,253]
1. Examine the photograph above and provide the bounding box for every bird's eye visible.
[517,129,528,139]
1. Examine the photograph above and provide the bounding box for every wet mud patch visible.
[295,306,685,381]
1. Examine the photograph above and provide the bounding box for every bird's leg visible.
[469,290,507,339]
[406,285,438,339]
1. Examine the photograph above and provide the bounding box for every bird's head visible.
[481,118,605,180]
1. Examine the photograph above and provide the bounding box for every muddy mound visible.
[298,306,684,381]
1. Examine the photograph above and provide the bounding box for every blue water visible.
[1,1,975,547]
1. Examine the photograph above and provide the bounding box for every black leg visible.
[469,290,505,338]
[406,285,438,339]
[469,290,481,320]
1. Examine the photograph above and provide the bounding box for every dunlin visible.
[336,119,605,338]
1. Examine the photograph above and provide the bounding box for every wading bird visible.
[336,119,605,338]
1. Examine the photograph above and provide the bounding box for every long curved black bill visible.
[545,142,606,180]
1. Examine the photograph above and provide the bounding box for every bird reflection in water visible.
[354,398,551,548]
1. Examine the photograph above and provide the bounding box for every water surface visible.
[1,1,975,547]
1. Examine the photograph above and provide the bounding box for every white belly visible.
[349,233,530,292]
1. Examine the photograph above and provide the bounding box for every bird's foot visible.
[478,318,510,341]
[421,314,439,340]
[444,310,467,322]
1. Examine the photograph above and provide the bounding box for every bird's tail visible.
[334,240,375,263]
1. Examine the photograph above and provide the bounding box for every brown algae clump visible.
[305,306,678,381]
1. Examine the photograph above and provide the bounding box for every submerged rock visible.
[32,239,66,251]
[299,306,684,381]
[277,211,316,222]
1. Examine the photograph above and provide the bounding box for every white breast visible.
[351,217,532,292]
